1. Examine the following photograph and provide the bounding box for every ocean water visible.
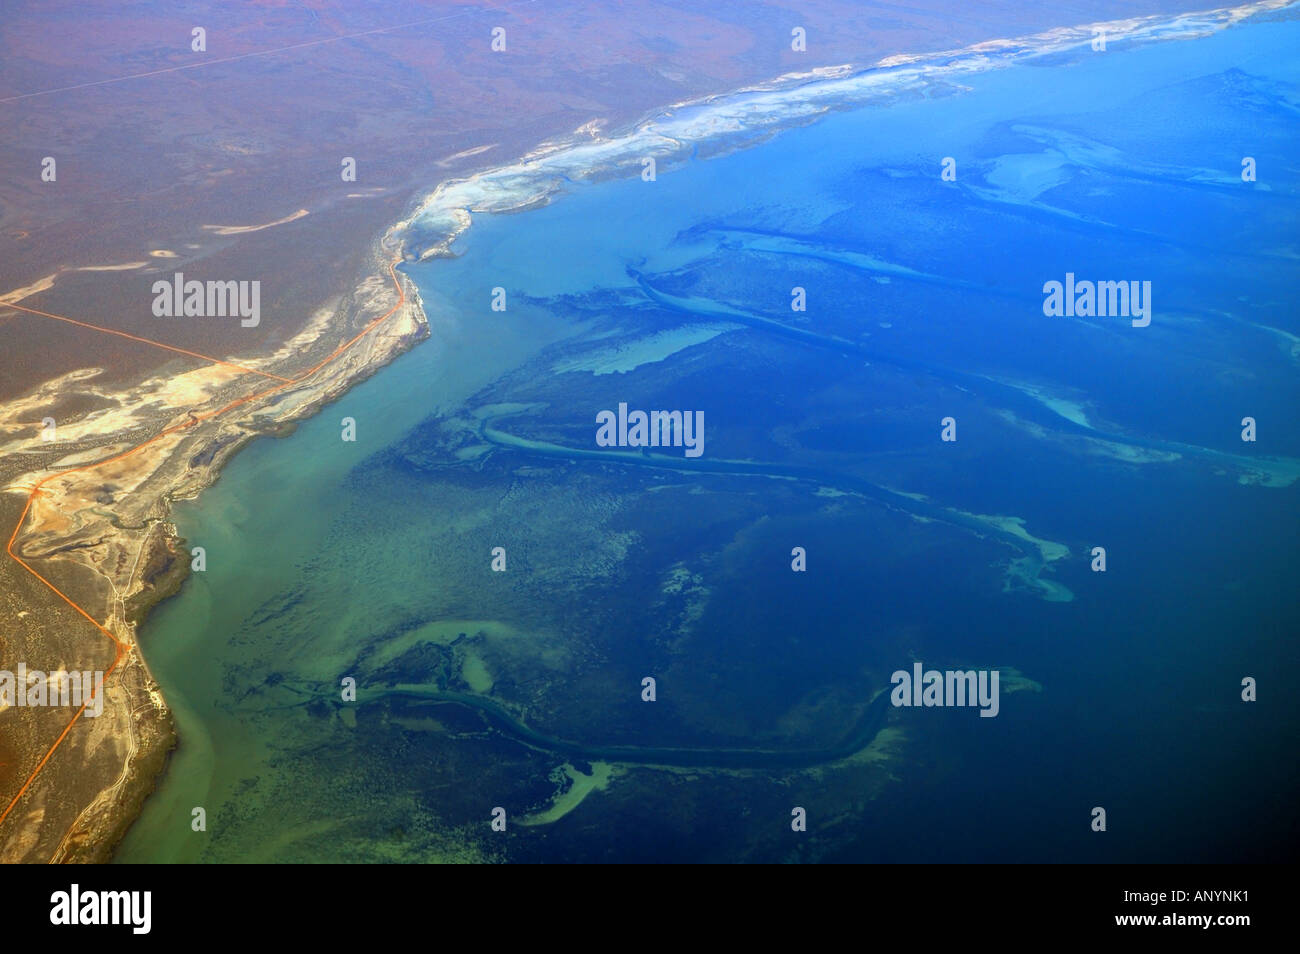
[118,8,1300,863]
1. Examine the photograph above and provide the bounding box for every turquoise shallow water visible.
[119,10,1299,862]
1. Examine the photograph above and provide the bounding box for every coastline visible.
[99,246,432,863]
[399,0,1293,260]
[0,231,428,862]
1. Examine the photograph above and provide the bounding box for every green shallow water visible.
[115,282,575,862]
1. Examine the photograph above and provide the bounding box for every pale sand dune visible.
[201,208,309,235]
[2,261,150,305]
[437,143,497,166]
[0,272,58,303]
